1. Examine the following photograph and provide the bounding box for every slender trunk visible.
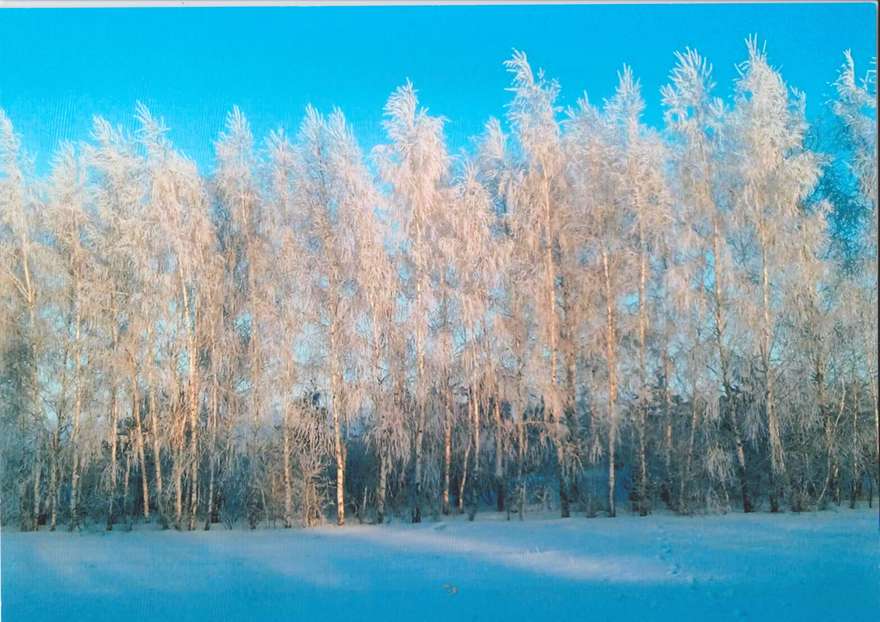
[817,387,839,507]
[458,428,472,515]
[330,324,346,527]
[850,381,861,509]
[494,398,505,513]
[815,360,834,508]
[28,339,41,532]
[602,249,618,518]
[556,409,570,518]
[411,216,427,525]
[49,325,70,532]
[711,218,752,513]
[69,316,83,530]
[559,287,579,518]
[538,172,567,518]
[107,385,119,530]
[759,231,784,512]
[49,430,58,531]
[516,402,527,521]
[149,388,164,519]
[468,391,481,521]
[370,315,388,526]
[174,400,184,529]
[205,378,219,530]
[185,303,200,531]
[332,394,346,527]
[282,406,293,528]
[66,221,84,531]
[661,349,674,508]
[244,231,261,528]
[442,391,452,515]
[122,446,131,525]
[680,390,700,514]
[513,301,528,522]
[866,332,879,495]
[636,214,649,516]
[22,222,41,532]
[131,371,149,519]
[30,438,42,529]
[412,398,425,523]
[377,442,388,524]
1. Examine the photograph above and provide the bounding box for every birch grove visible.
[1,40,877,530]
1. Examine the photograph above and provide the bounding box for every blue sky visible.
[0,3,876,173]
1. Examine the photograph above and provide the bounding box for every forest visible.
[0,39,877,532]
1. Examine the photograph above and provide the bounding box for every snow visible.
[3,509,878,621]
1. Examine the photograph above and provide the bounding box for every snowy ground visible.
[3,509,878,622]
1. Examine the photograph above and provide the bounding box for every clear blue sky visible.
[0,3,876,173]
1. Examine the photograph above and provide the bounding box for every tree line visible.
[1,39,876,531]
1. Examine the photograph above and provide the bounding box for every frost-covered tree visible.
[375,82,449,523]
[503,51,580,517]
[662,48,754,513]
[0,110,48,531]
[291,106,381,526]
[832,51,878,494]
[602,66,671,515]
[724,38,821,511]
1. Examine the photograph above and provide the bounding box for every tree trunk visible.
[69,322,83,530]
[49,431,58,531]
[187,328,200,531]
[107,385,119,530]
[602,249,618,518]
[331,354,346,527]
[458,429,471,515]
[635,221,650,516]
[866,333,879,501]
[174,406,184,529]
[711,217,752,514]
[122,446,132,525]
[680,391,700,514]
[377,443,388,524]
[760,234,784,512]
[131,371,150,519]
[494,398,505,512]
[149,388,164,520]
[282,406,293,528]
[850,381,861,509]
[538,172,568,519]
[205,379,219,530]
[443,394,452,515]
[412,401,425,524]
[517,414,526,521]
[468,391,481,521]
[28,443,41,530]
[661,349,674,509]
[412,219,427,525]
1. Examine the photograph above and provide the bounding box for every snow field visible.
[2,509,878,622]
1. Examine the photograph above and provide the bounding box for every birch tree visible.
[375,82,449,523]
[294,106,379,525]
[725,38,821,511]
[0,110,48,530]
[662,48,755,512]
[503,51,579,517]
